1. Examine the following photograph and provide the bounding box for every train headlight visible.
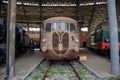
[74,46,79,52]
[42,39,46,42]
[42,47,46,52]
[75,39,79,43]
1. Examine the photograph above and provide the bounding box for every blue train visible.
[0,18,31,61]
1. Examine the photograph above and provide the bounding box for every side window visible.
[45,23,51,32]
[95,30,101,42]
[90,35,95,45]
[70,23,76,33]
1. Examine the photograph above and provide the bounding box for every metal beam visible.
[21,0,27,19]
[75,0,79,21]
[38,0,42,21]
[38,0,43,51]
[16,20,42,23]
[107,0,120,76]
[6,0,16,79]
[88,0,96,32]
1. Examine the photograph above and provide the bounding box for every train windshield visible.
[52,22,60,30]
[52,22,69,30]
[61,22,69,30]
[45,23,51,32]
[70,23,76,33]
[103,30,120,42]
[103,31,109,42]
[52,22,76,32]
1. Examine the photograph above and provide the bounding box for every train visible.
[15,25,31,52]
[0,19,6,61]
[41,17,80,60]
[86,21,120,55]
[0,18,31,61]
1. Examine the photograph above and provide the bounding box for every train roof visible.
[43,17,77,24]
[102,21,120,27]
[94,21,120,30]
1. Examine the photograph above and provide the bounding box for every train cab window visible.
[61,22,69,30]
[103,31,109,42]
[95,30,101,42]
[70,23,76,33]
[45,23,51,32]
[90,36,95,45]
[52,22,60,30]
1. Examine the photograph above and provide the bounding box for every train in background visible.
[0,18,31,61]
[41,17,80,60]
[15,25,31,52]
[86,21,120,55]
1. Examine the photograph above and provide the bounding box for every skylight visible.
[29,28,40,31]
[2,1,106,7]
[81,27,88,32]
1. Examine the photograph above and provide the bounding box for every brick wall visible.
[79,31,89,48]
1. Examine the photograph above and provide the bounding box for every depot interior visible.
[0,0,120,48]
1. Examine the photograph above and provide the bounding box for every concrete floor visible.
[0,48,115,80]
[79,48,113,78]
[0,49,44,80]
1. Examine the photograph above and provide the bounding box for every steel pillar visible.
[39,0,42,50]
[39,24,41,51]
[107,0,120,76]
[6,0,16,79]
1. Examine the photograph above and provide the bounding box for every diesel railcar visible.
[86,22,120,55]
[41,17,80,60]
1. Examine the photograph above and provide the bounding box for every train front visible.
[41,17,80,60]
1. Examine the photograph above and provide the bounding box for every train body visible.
[86,22,120,54]
[0,18,7,61]
[0,18,31,61]
[41,17,80,60]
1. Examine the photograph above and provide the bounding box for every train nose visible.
[53,32,69,54]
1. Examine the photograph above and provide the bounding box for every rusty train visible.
[41,17,80,60]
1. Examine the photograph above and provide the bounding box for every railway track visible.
[69,60,82,80]
[26,59,98,80]
[41,60,83,80]
[42,60,52,80]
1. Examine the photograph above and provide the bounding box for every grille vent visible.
[52,32,69,54]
